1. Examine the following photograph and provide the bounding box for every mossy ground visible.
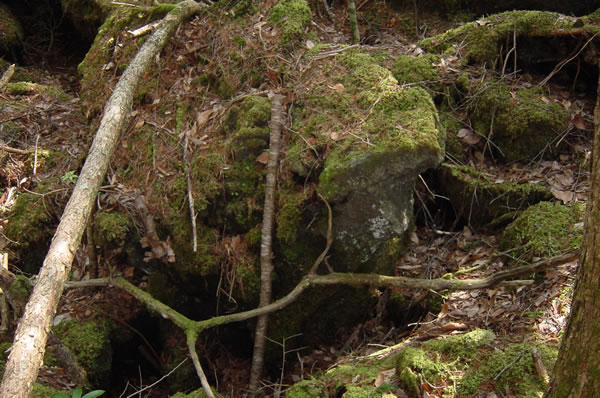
[289,329,556,397]
[500,201,584,263]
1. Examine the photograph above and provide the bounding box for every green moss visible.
[460,341,558,397]
[276,190,307,244]
[166,218,218,276]
[438,163,553,227]
[420,10,574,66]
[8,274,32,304]
[169,387,217,397]
[396,347,446,395]
[6,192,54,250]
[78,5,169,117]
[268,0,312,44]
[93,210,133,248]
[423,328,496,358]
[226,96,272,161]
[500,201,584,263]
[469,82,569,161]
[392,54,442,90]
[286,378,326,398]
[31,383,63,398]
[52,319,112,385]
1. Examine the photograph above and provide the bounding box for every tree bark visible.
[0,2,202,396]
[543,64,600,398]
[249,93,285,394]
[347,0,360,44]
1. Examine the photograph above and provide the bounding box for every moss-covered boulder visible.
[5,192,56,273]
[0,3,23,60]
[52,319,113,386]
[468,81,569,161]
[420,10,577,67]
[437,163,553,228]
[61,0,115,41]
[294,50,445,274]
[500,201,584,263]
[392,53,442,93]
[224,95,272,161]
[268,0,312,44]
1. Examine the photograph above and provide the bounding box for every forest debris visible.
[128,20,162,37]
[0,64,15,92]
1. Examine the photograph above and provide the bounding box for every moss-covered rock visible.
[5,192,56,273]
[93,210,133,248]
[420,10,575,66]
[392,53,442,92]
[268,0,312,44]
[52,319,113,386]
[468,81,569,161]
[437,163,553,228]
[0,3,23,59]
[224,96,272,161]
[299,50,444,273]
[500,201,584,263]
[78,4,173,117]
[61,0,115,41]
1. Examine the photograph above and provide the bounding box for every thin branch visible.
[538,33,598,87]
[186,331,215,398]
[183,131,198,252]
[249,93,285,393]
[308,192,333,275]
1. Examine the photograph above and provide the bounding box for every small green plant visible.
[52,387,105,398]
[61,170,78,185]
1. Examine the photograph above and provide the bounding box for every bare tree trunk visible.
[0,2,202,396]
[543,64,600,398]
[347,0,360,44]
[249,93,285,394]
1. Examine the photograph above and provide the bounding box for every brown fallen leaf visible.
[551,188,574,203]
[256,151,269,164]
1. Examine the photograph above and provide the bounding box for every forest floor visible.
[0,1,593,397]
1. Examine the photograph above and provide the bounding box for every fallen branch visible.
[0,2,204,396]
[0,64,15,91]
[249,93,285,393]
[67,251,578,334]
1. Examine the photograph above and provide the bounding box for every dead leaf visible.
[134,119,145,129]
[196,109,213,127]
[256,151,269,164]
[457,128,469,138]
[329,83,345,91]
[572,113,587,130]
[374,369,396,387]
[305,39,315,49]
[551,188,574,203]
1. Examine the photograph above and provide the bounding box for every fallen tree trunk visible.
[0,2,203,396]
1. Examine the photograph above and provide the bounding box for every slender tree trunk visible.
[249,93,285,394]
[347,0,360,44]
[543,64,600,397]
[0,3,201,396]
